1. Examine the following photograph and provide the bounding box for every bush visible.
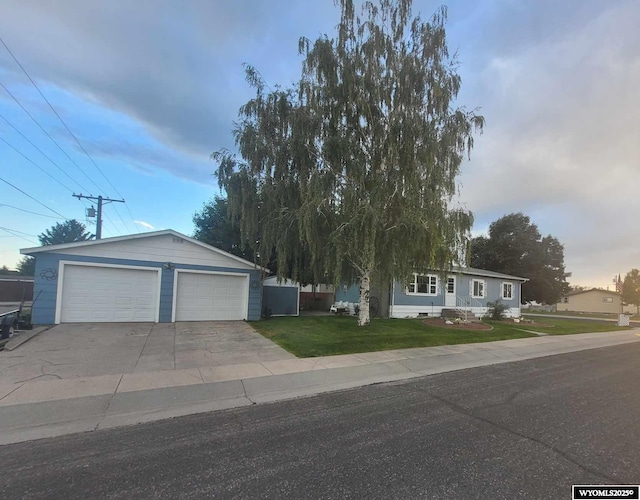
[487,300,509,320]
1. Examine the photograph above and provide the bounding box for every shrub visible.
[487,300,509,320]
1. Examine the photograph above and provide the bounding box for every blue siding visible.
[31,253,61,325]
[393,274,521,307]
[335,284,360,303]
[392,281,446,306]
[247,269,262,320]
[29,252,263,324]
[263,286,298,316]
[159,269,174,323]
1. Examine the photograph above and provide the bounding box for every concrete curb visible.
[0,329,638,444]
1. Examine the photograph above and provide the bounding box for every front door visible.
[445,275,456,307]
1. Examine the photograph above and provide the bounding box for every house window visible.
[407,274,438,295]
[502,282,513,300]
[447,277,455,294]
[471,279,485,298]
[602,297,613,303]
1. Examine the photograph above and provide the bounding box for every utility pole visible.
[73,194,124,239]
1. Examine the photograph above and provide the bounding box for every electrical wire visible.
[0,203,65,220]
[0,226,38,245]
[0,135,76,193]
[0,37,140,234]
[0,174,67,219]
[0,111,92,193]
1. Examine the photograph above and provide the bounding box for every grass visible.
[524,310,639,320]
[519,318,631,335]
[252,316,632,358]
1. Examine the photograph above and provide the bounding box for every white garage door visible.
[175,272,247,321]
[60,265,159,323]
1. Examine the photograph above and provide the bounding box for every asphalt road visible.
[1,343,639,499]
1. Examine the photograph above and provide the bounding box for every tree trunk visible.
[358,270,371,327]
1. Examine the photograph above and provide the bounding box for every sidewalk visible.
[1,329,638,445]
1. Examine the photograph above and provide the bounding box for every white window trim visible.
[406,273,439,296]
[471,279,485,299]
[502,282,513,300]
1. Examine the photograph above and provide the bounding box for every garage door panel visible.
[60,265,158,323]
[175,272,247,321]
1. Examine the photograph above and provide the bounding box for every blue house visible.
[335,267,528,319]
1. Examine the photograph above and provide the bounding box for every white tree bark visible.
[358,270,371,326]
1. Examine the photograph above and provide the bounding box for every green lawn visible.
[519,318,631,335]
[251,316,632,358]
[524,311,640,320]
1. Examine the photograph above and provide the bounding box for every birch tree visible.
[214,0,484,326]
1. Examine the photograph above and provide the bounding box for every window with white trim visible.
[471,279,485,298]
[407,274,438,295]
[502,282,513,300]
[602,296,613,303]
[446,277,455,294]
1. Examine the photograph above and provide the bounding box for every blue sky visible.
[0,0,638,289]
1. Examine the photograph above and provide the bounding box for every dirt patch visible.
[422,318,493,331]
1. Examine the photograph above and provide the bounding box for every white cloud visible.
[134,220,155,230]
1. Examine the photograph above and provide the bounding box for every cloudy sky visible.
[0,0,638,289]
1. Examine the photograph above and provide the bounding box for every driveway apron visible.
[0,322,295,383]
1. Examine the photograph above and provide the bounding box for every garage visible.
[59,264,160,323]
[174,271,248,321]
[21,230,263,325]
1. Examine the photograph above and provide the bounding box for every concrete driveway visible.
[0,322,295,384]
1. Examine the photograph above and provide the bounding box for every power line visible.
[0,80,102,193]
[0,37,139,235]
[0,174,67,219]
[0,79,125,233]
[0,135,75,193]
[0,203,65,220]
[0,226,38,245]
[0,110,92,193]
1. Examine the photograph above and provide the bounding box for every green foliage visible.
[487,300,508,320]
[38,220,92,246]
[622,269,640,314]
[192,197,254,261]
[470,213,570,304]
[213,0,484,326]
[17,256,35,276]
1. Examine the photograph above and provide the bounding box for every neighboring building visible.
[557,289,623,314]
[336,267,527,318]
[262,277,300,316]
[0,277,34,302]
[20,230,264,325]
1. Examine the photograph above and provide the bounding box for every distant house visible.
[336,267,528,319]
[557,289,623,314]
[0,277,34,303]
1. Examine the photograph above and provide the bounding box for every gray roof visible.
[451,266,529,282]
